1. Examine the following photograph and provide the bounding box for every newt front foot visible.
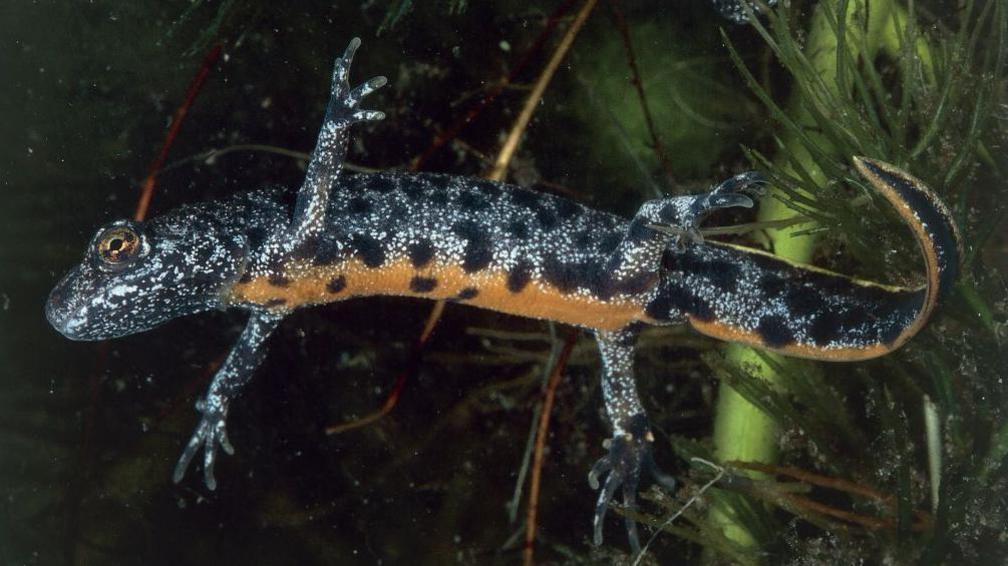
[327,37,387,126]
[588,415,676,553]
[173,394,233,491]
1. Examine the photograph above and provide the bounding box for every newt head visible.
[46,209,249,341]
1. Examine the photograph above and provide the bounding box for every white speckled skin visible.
[45,39,961,553]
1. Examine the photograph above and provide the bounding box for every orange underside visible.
[687,316,903,361]
[226,259,649,331]
[227,259,924,360]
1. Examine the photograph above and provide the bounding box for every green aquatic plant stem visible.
[709,0,924,549]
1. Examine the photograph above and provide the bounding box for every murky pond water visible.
[3,2,1006,564]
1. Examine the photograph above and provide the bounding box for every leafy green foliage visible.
[667,1,1008,563]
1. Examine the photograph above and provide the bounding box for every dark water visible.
[3,1,1006,565]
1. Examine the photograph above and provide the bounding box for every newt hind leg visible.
[606,171,766,292]
[590,327,677,553]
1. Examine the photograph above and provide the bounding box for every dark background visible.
[2,1,1005,564]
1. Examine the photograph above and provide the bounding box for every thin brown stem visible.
[728,460,934,532]
[489,0,601,182]
[134,43,223,221]
[523,331,578,566]
[411,0,579,171]
[607,0,675,182]
[730,460,888,502]
[775,491,932,532]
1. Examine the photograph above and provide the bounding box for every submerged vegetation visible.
[698,1,1008,563]
[2,1,1006,564]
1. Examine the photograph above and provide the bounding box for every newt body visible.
[46,39,961,552]
[224,173,654,331]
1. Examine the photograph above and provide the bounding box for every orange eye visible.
[97,227,141,265]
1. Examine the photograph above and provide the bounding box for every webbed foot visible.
[172,394,233,491]
[648,170,767,250]
[326,37,387,126]
[588,414,676,553]
[698,170,767,213]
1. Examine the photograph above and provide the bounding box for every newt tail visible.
[647,156,962,362]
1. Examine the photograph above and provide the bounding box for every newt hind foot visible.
[589,414,677,554]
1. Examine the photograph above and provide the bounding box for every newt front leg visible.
[173,310,282,489]
[173,38,386,488]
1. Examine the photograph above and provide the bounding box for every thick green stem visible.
[708,0,921,550]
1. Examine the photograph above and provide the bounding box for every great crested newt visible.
[45,38,962,552]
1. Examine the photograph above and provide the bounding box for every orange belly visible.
[226,259,649,331]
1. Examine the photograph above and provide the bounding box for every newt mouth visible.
[45,268,89,341]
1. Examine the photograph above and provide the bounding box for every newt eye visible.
[96,226,144,268]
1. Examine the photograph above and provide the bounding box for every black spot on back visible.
[536,207,558,231]
[195,242,218,265]
[678,253,740,292]
[385,203,407,225]
[246,227,268,252]
[573,230,593,248]
[511,189,541,209]
[457,287,479,300]
[475,180,503,199]
[757,315,795,348]
[463,244,493,273]
[809,310,842,346]
[542,256,608,296]
[598,214,618,229]
[265,298,287,307]
[268,273,290,287]
[507,220,529,239]
[364,174,398,193]
[813,302,886,347]
[598,231,623,254]
[758,275,787,297]
[314,232,347,266]
[403,184,424,201]
[507,260,532,293]
[327,275,347,294]
[784,287,823,317]
[645,287,672,320]
[289,234,319,263]
[428,190,449,206]
[191,271,222,290]
[408,239,435,268]
[457,191,489,211]
[658,202,680,223]
[409,276,438,293]
[348,196,372,214]
[454,220,493,272]
[617,271,657,295]
[351,233,385,268]
[665,281,714,321]
[542,257,578,293]
[554,198,581,220]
